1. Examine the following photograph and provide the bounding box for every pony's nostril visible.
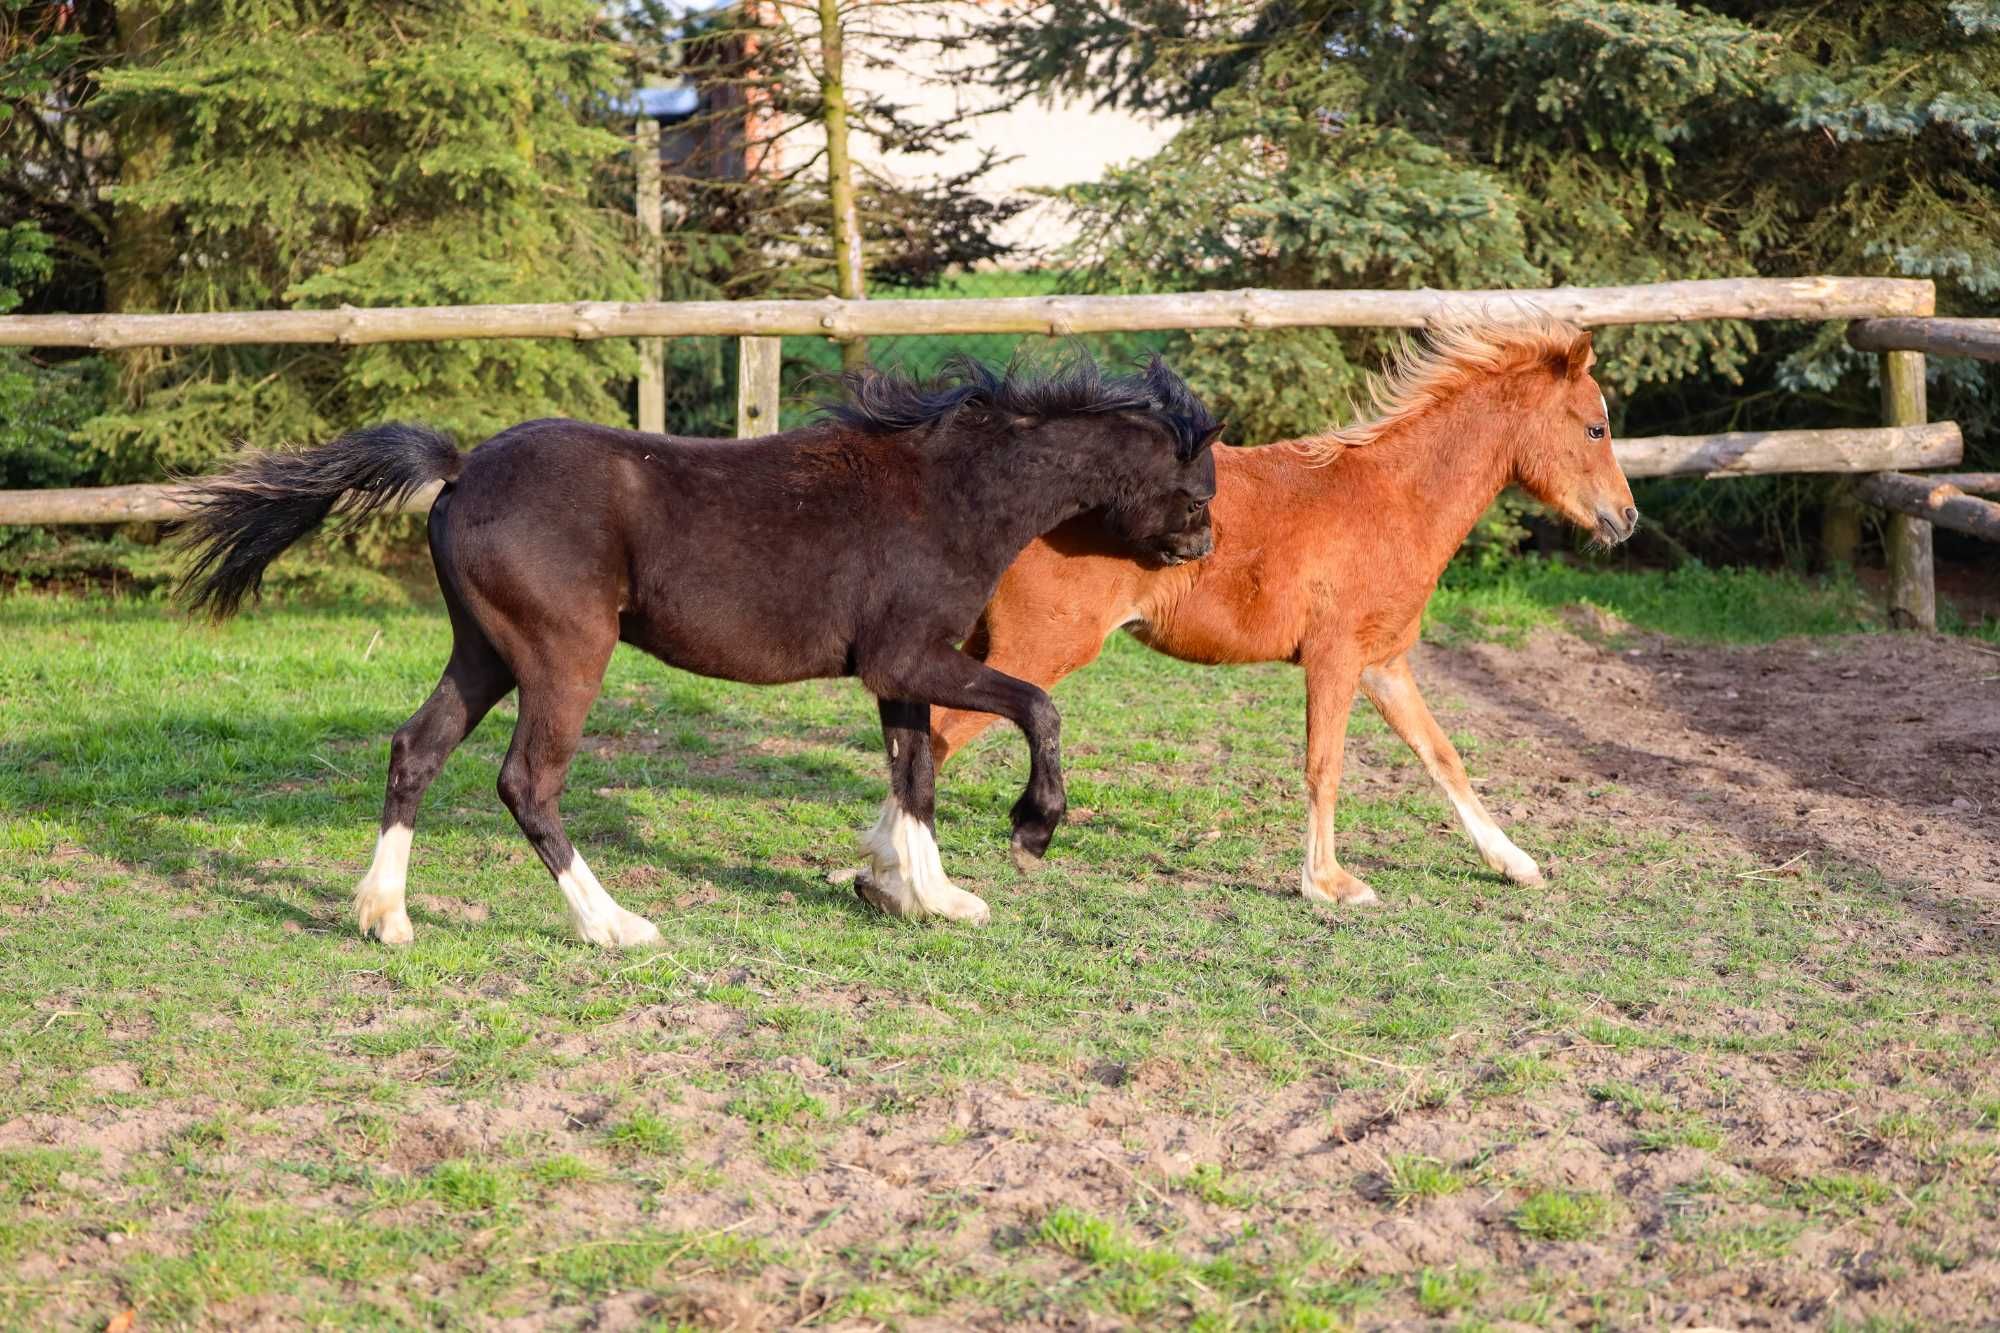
[1622,506,1638,526]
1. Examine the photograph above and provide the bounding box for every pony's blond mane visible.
[1293,313,1588,466]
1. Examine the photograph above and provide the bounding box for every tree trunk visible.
[818,0,866,370]
[105,2,174,389]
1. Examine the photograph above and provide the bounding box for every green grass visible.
[1432,556,2000,643]
[2,573,1998,1327]
[1512,1189,1613,1242]
[1384,1154,1468,1205]
[604,1110,683,1157]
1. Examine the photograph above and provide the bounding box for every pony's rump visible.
[175,422,461,621]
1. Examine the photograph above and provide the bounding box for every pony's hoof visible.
[577,909,662,949]
[356,892,413,945]
[933,887,993,926]
[1010,841,1044,874]
[1301,870,1378,907]
[852,870,910,918]
[363,909,415,946]
[853,870,988,925]
[1478,833,1544,886]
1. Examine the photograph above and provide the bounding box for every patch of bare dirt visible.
[1417,626,2000,919]
[11,989,1995,1330]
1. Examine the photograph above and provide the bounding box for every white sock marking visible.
[557,851,661,948]
[1451,797,1543,885]
[858,799,990,924]
[1361,663,1541,888]
[355,824,415,945]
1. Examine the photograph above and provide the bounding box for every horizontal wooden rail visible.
[0,481,442,526]
[1856,472,2000,543]
[1847,318,2000,362]
[1914,472,2000,495]
[0,423,1961,526]
[1613,422,1960,480]
[0,277,1935,349]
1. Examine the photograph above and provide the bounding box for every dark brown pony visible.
[177,354,1220,944]
[928,317,1636,904]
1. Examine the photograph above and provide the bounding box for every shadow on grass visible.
[0,701,907,932]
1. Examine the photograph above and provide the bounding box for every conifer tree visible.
[1,0,113,490]
[983,0,2000,551]
[79,0,642,475]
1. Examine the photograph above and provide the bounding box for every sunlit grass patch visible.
[604,1110,684,1158]
[1513,1189,1612,1242]
[1384,1154,1467,1206]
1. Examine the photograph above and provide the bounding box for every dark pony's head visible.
[823,350,1223,564]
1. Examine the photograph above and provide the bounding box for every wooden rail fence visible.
[1846,316,2000,627]
[0,277,1933,348]
[2,278,1993,631]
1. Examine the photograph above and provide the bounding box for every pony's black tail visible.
[175,422,462,620]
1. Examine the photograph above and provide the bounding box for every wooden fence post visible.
[634,116,666,434]
[1820,481,1862,570]
[1879,349,1934,629]
[736,337,782,439]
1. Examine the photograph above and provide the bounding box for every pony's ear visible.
[1197,420,1227,452]
[1560,331,1596,379]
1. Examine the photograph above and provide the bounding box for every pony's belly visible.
[619,600,849,686]
[1126,568,1306,666]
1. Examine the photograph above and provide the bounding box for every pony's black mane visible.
[821,351,1219,461]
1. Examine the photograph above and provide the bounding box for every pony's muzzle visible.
[1155,531,1215,566]
[1595,505,1640,545]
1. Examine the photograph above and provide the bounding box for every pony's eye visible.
[1587,424,1608,440]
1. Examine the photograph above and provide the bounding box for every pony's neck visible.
[932,425,1126,574]
[1334,383,1520,584]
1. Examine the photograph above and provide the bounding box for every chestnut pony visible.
[929,317,1637,905]
[176,355,1219,944]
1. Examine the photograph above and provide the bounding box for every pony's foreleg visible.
[1359,655,1543,887]
[874,646,1068,869]
[356,640,514,944]
[853,698,991,925]
[930,612,1107,771]
[1300,650,1377,906]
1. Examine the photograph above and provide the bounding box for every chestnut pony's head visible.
[1507,325,1638,545]
[1297,314,1638,546]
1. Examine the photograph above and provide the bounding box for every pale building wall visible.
[778,1,1178,260]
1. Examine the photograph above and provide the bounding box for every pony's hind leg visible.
[496,645,661,949]
[356,627,515,944]
[1360,655,1542,887]
[854,698,990,925]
